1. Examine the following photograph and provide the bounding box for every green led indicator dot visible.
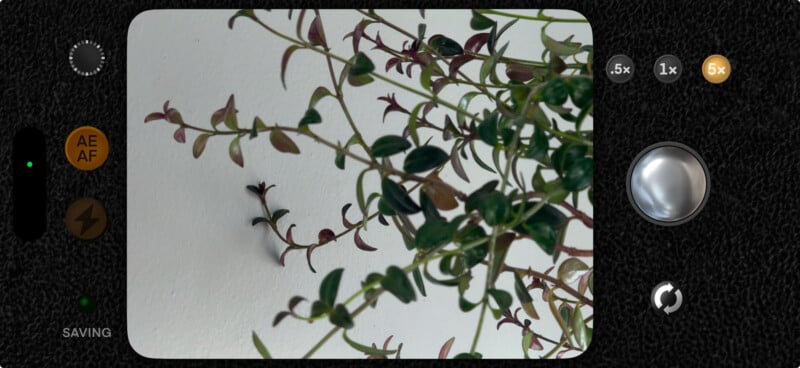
[26,161,33,168]
[78,295,96,313]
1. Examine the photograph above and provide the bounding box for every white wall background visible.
[127,9,592,359]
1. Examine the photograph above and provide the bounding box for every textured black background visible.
[1,0,799,367]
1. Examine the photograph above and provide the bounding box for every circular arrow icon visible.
[651,281,683,315]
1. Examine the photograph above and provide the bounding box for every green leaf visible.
[514,272,533,303]
[371,135,411,157]
[319,268,344,306]
[419,191,442,222]
[525,126,549,162]
[566,76,593,109]
[381,178,421,214]
[381,266,416,303]
[513,202,567,255]
[522,332,533,359]
[557,258,589,284]
[428,35,463,56]
[562,157,593,191]
[298,108,322,128]
[542,27,582,57]
[335,144,345,169]
[403,146,449,173]
[269,129,300,154]
[541,78,569,105]
[252,331,272,359]
[453,352,482,359]
[377,197,396,216]
[487,289,512,310]
[456,91,481,126]
[465,180,498,212]
[228,9,255,29]
[458,225,488,267]
[459,295,480,312]
[420,62,436,92]
[488,233,515,285]
[193,134,210,159]
[573,306,588,349]
[349,52,375,76]
[415,219,456,249]
[309,86,334,108]
[588,270,594,294]
[407,102,426,146]
[470,10,495,30]
[343,330,398,355]
[412,267,427,297]
[477,112,499,146]
[251,217,269,226]
[229,136,243,167]
[532,166,546,192]
[479,43,508,84]
[271,209,289,224]
[551,143,588,176]
[356,169,370,215]
[223,95,238,131]
[478,191,510,226]
[329,304,354,329]
[310,300,330,318]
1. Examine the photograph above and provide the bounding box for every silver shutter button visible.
[627,142,709,225]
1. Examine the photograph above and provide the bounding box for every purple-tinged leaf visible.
[341,203,357,229]
[306,244,318,273]
[464,33,490,53]
[281,45,302,90]
[163,100,170,113]
[278,247,290,267]
[556,349,569,359]
[192,134,210,159]
[286,224,297,244]
[432,78,448,95]
[506,63,536,82]
[295,10,307,40]
[210,107,226,127]
[423,101,437,117]
[383,335,393,350]
[378,214,389,226]
[318,229,336,244]
[229,136,243,167]
[348,19,374,54]
[223,95,238,131]
[578,269,593,296]
[449,55,476,78]
[307,16,327,47]
[173,127,186,143]
[272,311,291,327]
[269,129,300,154]
[450,143,470,183]
[354,228,377,252]
[438,337,455,359]
[144,112,165,123]
[288,296,306,312]
[377,93,409,122]
[527,332,544,351]
[228,9,255,30]
[165,108,184,125]
[496,317,516,330]
[385,57,402,73]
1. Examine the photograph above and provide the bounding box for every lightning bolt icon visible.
[75,204,99,236]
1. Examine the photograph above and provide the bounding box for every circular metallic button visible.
[627,142,709,225]
[65,198,108,240]
[69,40,106,77]
[650,281,683,315]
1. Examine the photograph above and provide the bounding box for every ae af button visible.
[65,126,109,170]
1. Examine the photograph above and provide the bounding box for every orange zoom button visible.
[65,126,109,170]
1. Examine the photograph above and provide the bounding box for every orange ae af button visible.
[65,126,109,170]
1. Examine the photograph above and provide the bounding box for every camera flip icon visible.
[651,281,683,315]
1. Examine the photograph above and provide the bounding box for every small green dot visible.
[26,161,33,168]
[78,295,96,313]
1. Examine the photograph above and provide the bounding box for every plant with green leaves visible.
[145,9,593,359]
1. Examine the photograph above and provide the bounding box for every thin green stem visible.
[475,9,590,24]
